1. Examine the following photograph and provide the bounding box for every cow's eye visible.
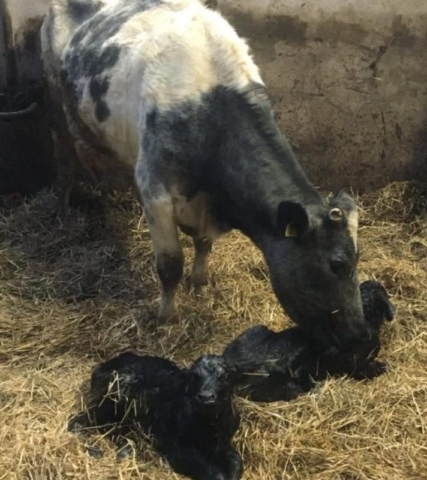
[330,259,347,276]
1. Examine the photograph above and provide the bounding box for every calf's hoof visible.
[365,360,387,378]
[117,443,134,460]
[355,360,387,380]
[68,412,88,433]
[86,446,104,459]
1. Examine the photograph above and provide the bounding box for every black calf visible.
[223,281,395,402]
[69,353,242,480]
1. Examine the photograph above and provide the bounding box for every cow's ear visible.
[277,201,309,239]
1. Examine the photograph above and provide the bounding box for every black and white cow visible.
[41,0,367,349]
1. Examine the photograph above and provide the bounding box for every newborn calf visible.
[69,353,242,480]
[223,281,395,402]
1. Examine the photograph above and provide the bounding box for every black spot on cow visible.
[89,76,111,122]
[94,101,110,122]
[93,46,121,77]
[89,77,110,103]
[63,0,164,122]
[67,0,102,23]
[142,84,299,229]
[66,0,164,79]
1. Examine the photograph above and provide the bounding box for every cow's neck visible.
[212,85,322,241]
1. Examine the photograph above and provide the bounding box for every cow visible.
[40,0,367,350]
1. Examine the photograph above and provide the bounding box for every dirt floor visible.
[1,182,426,480]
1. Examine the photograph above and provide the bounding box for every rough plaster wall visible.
[218,0,427,191]
[5,0,50,83]
[0,0,7,89]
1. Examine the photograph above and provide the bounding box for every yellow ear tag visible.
[284,223,298,238]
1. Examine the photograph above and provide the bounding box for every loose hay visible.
[1,182,426,480]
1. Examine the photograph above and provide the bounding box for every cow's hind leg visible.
[144,195,184,324]
[191,236,212,294]
[44,79,78,219]
[54,131,78,219]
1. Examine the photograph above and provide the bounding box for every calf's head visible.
[360,280,395,332]
[263,191,367,351]
[186,355,234,408]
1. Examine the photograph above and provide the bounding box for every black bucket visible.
[0,81,54,194]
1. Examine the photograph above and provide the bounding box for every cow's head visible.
[263,191,367,351]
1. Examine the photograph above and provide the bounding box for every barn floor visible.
[1,182,426,480]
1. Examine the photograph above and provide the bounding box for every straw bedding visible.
[0,181,426,480]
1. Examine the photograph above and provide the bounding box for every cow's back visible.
[41,0,263,166]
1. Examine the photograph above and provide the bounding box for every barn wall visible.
[217,0,427,191]
[0,0,7,89]
[2,0,50,84]
[1,0,427,193]
[0,0,53,195]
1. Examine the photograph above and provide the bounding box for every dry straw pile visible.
[1,182,426,480]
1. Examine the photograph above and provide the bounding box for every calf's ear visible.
[277,201,309,239]
[384,300,395,322]
[226,364,240,380]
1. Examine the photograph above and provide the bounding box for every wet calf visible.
[223,281,395,402]
[69,353,242,480]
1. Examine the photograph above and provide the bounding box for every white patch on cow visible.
[110,0,263,112]
[347,209,358,252]
[63,0,264,165]
[142,193,182,255]
[140,189,220,256]
[173,192,222,240]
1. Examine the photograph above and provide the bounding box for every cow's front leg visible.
[156,248,184,323]
[191,236,212,294]
[142,194,184,324]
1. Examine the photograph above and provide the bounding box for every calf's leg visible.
[236,374,308,403]
[165,446,226,480]
[350,360,387,380]
[216,446,243,480]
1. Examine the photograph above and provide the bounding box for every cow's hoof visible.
[156,304,176,326]
[187,279,207,298]
[189,276,209,300]
[55,199,70,221]
[190,270,209,291]
[192,285,204,298]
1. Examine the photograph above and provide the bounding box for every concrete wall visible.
[1,0,427,192]
[0,0,53,194]
[0,0,7,89]
[1,0,50,85]
[217,0,427,191]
